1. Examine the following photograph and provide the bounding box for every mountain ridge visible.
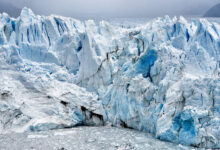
[204,3,220,17]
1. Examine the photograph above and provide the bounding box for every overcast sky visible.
[1,0,220,18]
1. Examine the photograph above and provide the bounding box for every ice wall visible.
[0,8,220,148]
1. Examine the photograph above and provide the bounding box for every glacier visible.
[0,7,220,148]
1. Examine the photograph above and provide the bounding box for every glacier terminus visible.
[0,7,220,148]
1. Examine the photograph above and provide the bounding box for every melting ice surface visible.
[0,7,220,148]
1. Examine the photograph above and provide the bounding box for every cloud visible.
[2,0,220,18]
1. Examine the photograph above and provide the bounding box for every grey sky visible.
[1,0,220,18]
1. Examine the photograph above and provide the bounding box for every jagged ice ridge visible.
[0,8,220,148]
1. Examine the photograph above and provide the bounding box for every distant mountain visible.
[204,3,220,17]
[0,1,21,18]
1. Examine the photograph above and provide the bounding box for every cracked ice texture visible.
[0,7,220,148]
